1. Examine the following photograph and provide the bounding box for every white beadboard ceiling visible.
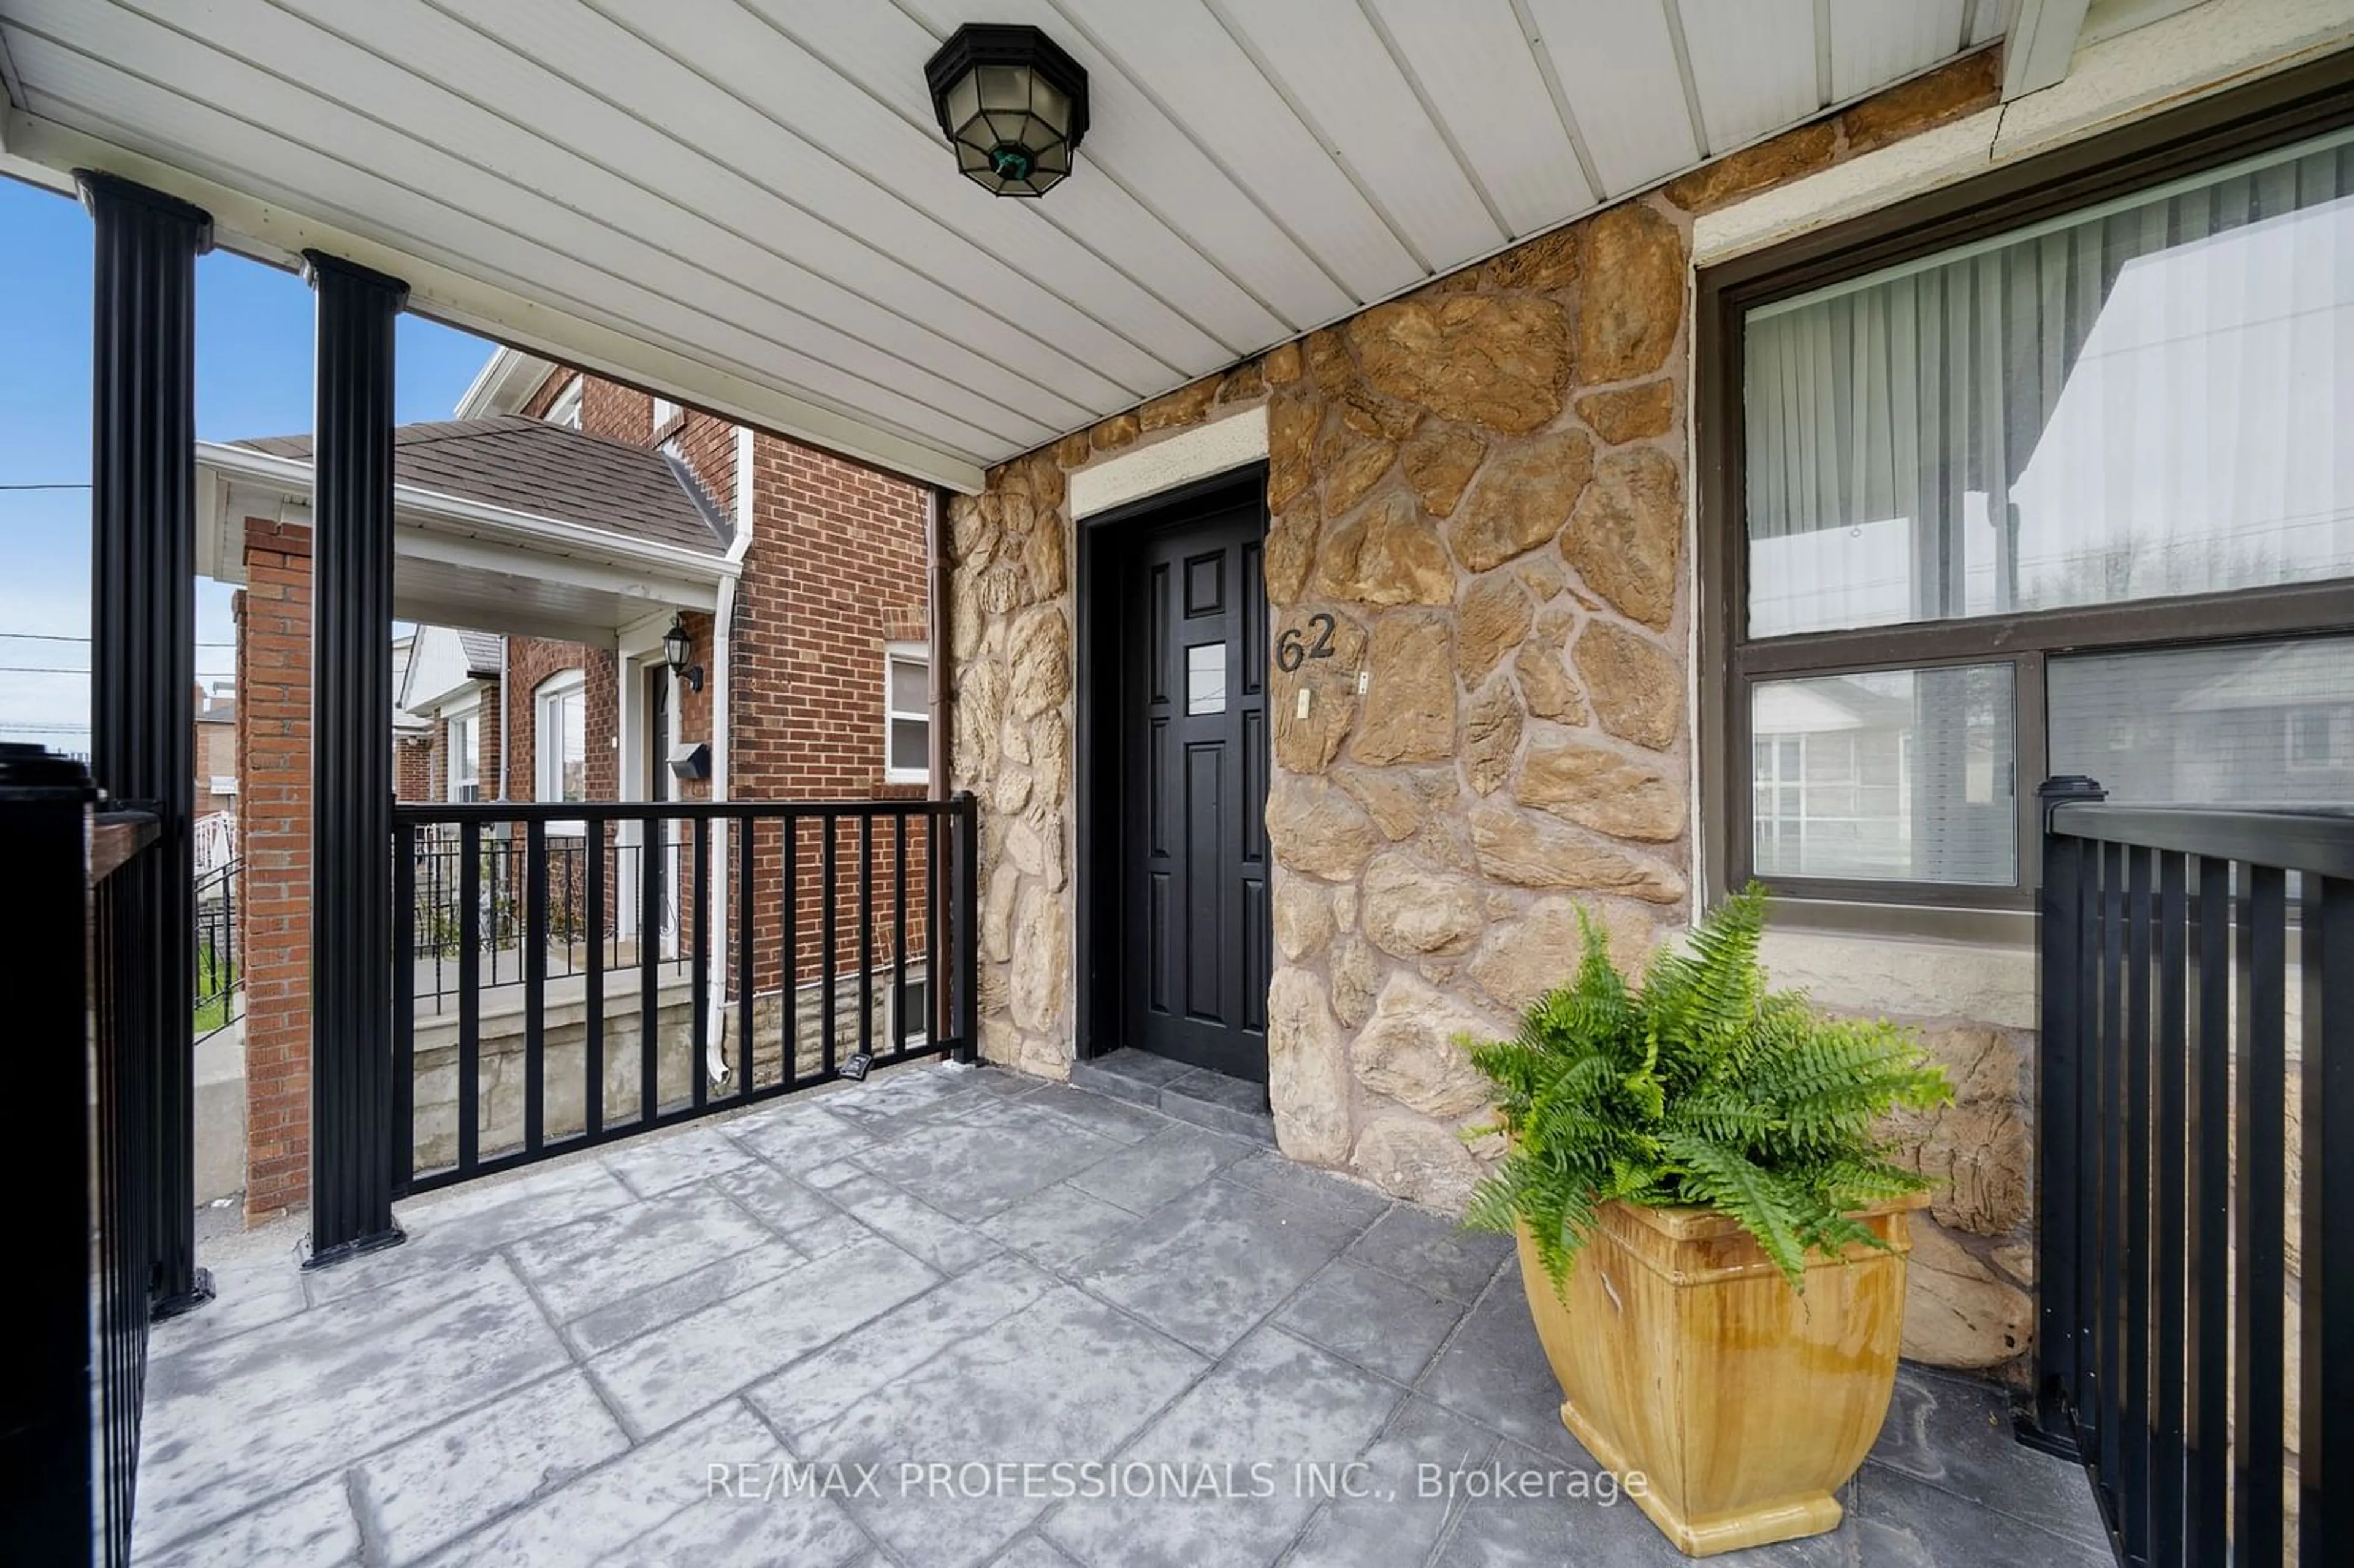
[0,0,2028,490]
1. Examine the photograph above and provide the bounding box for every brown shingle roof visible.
[238,416,729,557]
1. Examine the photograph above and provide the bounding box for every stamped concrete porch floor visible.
[137,1063,2107,1567]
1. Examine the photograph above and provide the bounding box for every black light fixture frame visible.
[665,613,704,693]
[924,23,1091,196]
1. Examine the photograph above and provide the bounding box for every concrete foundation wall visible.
[406,963,928,1174]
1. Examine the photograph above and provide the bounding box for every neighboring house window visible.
[2288,705,2344,771]
[536,671,587,831]
[545,375,583,430]
[448,711,479,802]
[884,643,929,785]
[1707,123,2354,910]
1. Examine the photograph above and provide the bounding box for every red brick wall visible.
[395,734,432,801]
[730,436,931,993]
[475,679,503,797]
[733,434,930,804]
[668,611,716,804]
[520,368,575,421]
[235,517,314,1222]
[235,588,247,843]
[503,637,617,806]
[583,376,653,446]
[666,403,736,812]
[671,410,735,514]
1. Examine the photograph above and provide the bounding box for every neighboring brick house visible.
[191,683,238,821]
[451,358,937,1004]
[390,632,431,802]
[387,359,934,813]
[197,351,934,1219]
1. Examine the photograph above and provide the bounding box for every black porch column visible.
[2022,773,2105,1458]
[81,171,216,1318]
[303,251,408,1265]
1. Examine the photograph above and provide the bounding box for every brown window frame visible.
[1696,51,2354,933]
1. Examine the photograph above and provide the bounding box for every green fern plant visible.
[1463,885,1951,1293]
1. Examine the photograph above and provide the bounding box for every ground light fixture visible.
[924,23,1090,197]
[664,613,704,693]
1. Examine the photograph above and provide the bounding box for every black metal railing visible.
[194,856,240,1038]
[406,824,617,1010]
[2030,776,2349,1568]
[387,794,978,1195]
[6,750,177,1567]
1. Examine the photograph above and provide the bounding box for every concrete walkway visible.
[136,1064,2108,1567]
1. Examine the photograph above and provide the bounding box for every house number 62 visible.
[1276,613,1337,672]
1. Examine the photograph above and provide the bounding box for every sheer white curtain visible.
[1744,132,2354,640]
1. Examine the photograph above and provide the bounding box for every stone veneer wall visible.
[945,49,2037,1372]
[951,191,1695,1193]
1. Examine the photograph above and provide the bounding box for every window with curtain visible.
[1721,122,2354,907]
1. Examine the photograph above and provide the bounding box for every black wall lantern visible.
[924,24,1089,198]
[663,614,704,693]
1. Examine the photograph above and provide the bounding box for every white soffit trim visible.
[618,608,674,656]
[2003,0,2097,100]
[395,598,616,649]
[1071,406,1270,520]
[454,344,557,420]
[1691,0,2354,265]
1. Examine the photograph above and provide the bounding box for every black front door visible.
[646,667,672,950]
[647,667,672,804]
[1119,491,1270,1082]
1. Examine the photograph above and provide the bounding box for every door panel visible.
[646,666,675,954]
[1119,493,1270,1082]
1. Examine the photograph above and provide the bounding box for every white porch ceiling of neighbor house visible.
[196,451,729,647]
[387,550,690,648]
[0,0,2028,491]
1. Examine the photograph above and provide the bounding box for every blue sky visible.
[0,176,497,755]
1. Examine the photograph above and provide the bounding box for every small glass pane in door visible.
[1186,644,1227,715]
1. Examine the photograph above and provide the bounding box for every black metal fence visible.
[406,824,630,1010]
[194,856,240,1038]
[390,794,978,1195]
[5,751,175,1567]
[2031,777,2349,1568]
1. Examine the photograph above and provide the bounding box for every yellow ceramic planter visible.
[1515,1193,1927,1557]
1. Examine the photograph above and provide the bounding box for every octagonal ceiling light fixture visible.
[924,23,1090,198]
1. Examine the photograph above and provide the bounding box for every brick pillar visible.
[237,517,314,1221]
[476,679,502,799]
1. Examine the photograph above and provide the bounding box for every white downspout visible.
[706,425,756,1086]
[497,635,510,799]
